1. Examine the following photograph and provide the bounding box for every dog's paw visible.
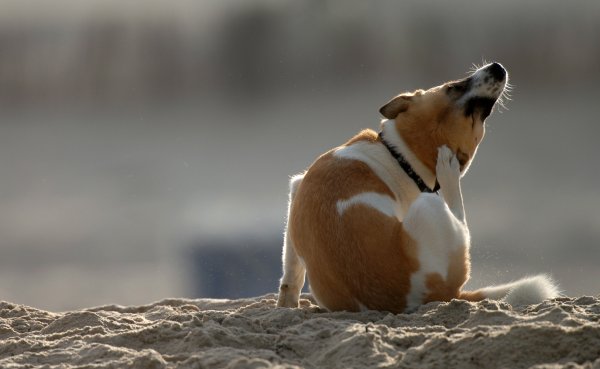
[277,284,300,308]
[436,145,460,190]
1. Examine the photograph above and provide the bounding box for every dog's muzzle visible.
[469,62,507,98]
[460,62,508,120]
[485,62,507,82]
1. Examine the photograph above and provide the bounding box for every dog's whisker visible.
[494,75,513,112]
[496,88,512,112]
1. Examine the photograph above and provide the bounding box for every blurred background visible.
[0,0,599,311]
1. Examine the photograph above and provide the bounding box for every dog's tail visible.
[459,274,560,305]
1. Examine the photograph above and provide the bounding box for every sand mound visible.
[1,294,599,368]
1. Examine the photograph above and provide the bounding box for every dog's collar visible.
[378,131,440,194]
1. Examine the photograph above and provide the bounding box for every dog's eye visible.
[446,85,457,97]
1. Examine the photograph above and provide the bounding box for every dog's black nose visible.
[487,62,506,81]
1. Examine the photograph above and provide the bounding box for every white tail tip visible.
[503,275,560,306]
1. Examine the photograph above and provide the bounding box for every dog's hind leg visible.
[277,174,306,308]
[434,145,560,305]
[402,146,471,310]
[402,192,471,310]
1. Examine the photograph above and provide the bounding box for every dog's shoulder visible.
[302,149,394,200]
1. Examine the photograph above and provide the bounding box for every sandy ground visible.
[1,294,600,369]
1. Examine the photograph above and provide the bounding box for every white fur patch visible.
[333,139,415,220]
[403,193,470,309]
[336,192,396,217]
[333,141,398,192]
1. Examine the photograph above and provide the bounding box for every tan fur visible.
[291,87,485,312]
[345,129,379,145]
[291,133,421,313]
[458,290,486,302]
[281,64,510,312]
[392,87,485,174]
[423,247,470,303]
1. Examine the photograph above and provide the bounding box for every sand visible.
[1,294,600,369]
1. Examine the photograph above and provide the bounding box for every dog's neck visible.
[379,120,437,192]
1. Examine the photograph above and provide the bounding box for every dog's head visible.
[379,62,508,175]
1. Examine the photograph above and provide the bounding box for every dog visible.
[276,63,559,313]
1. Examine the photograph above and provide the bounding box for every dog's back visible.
[290,130,420,313]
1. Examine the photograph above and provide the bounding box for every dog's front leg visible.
[277,226,306,308]
[436,145,466,224]
[277,174,306,308]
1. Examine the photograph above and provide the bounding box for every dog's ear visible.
[379,94,412,119]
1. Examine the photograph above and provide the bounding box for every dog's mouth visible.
[457,150,470,170]
[464,97,496,121]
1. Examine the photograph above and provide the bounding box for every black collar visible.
[378,131,440,193]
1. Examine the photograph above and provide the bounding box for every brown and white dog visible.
[277,63,559,313]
